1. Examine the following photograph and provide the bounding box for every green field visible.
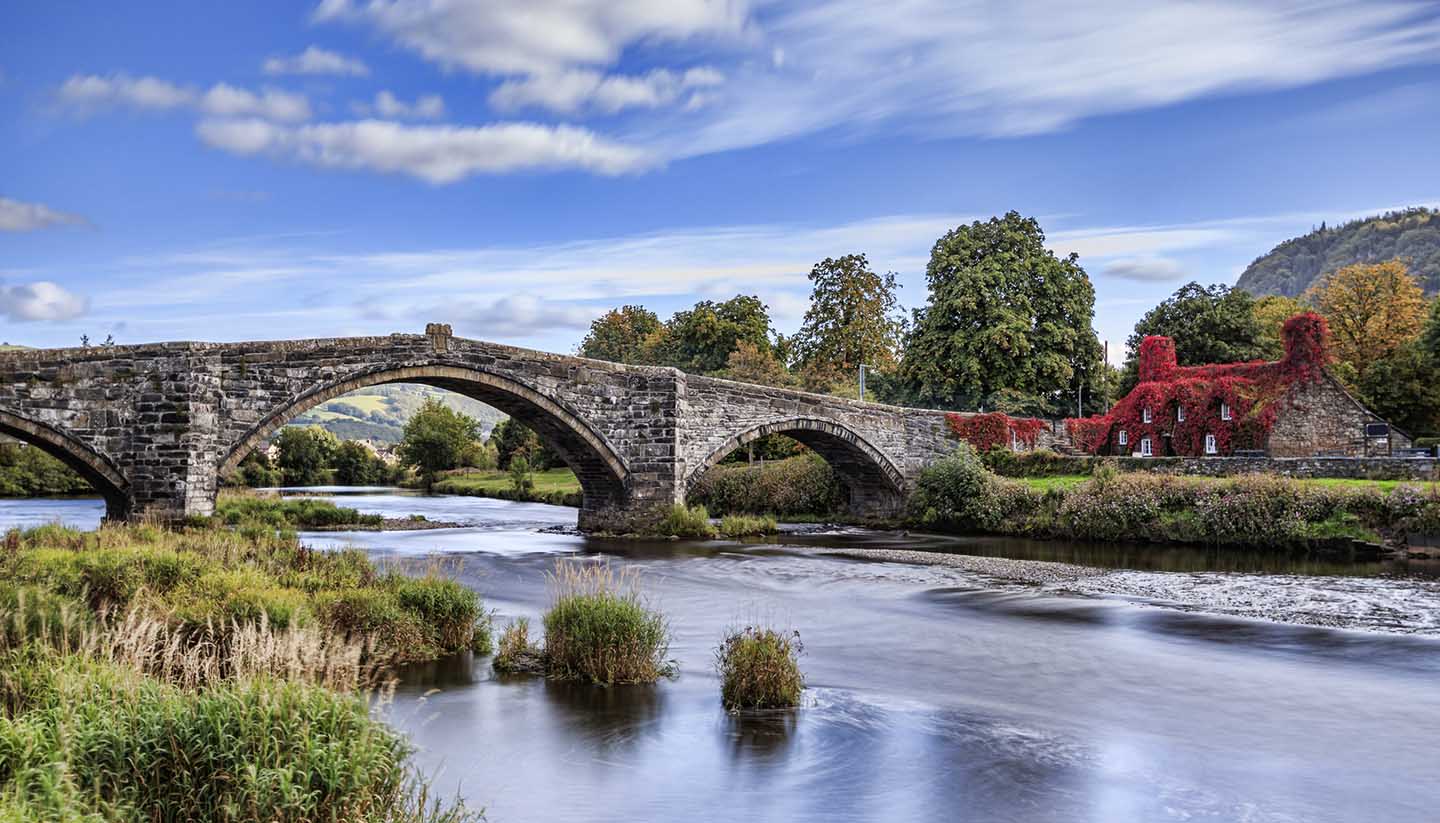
[433,467,583,505]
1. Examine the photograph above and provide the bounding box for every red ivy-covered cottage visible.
[1064,313,1409,458]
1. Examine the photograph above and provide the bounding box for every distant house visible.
[1065,312,1407,458]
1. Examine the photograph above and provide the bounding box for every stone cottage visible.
[1064,312,1408,458]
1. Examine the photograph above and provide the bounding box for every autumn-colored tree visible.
[1307,260,1427,380]
[578,305,663,364]
[1252,294,1307,360]
[722,340,795,387]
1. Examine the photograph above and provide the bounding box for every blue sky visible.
[2,1,1439,362]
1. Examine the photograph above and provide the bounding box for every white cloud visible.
[0,197,88,232]
[492,67,723,114]
[313,0,748,76]
[194,118,654,182]
[1102,257,1188,282]
[439,295,597,337]
[58,74,311,122]
[199,84,312,122]
[262,46,369,76]
[0,281,89,322]
[58,73,192,111]
[351,90,446,119]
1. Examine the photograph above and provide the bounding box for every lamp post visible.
[858,364,875,401]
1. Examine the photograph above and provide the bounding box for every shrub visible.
[686,453,846,517]
[982,447,1092,478]
[0,647,478,823]
[491,618,544,675]
[907,443,1009,531]
[541,561,672,684]
[717,514,778,538]
[656,504,717,539]
[715,626,805,711]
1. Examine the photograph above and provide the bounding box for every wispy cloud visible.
[262,45,369,77]
[0,197,88,233]
[194,118,654,182]
[1102,257,1188,283]
[350,90,445,120]
[59,74,312,122]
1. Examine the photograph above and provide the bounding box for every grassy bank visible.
[0,521,484,821]
[214,490,386,529]
[913,445,1440,550]
[431,467,583,507]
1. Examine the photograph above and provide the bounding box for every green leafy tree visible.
[1352,342,1440,437]
[489,418,560,470]
[274,426,340,486]
[1252,294,1307,360]
[722,340,795,387]
[791,254,904,388]
[1120,283,1268,393]
[579,305,663,364]
[899,212,1101,410]
[660,295,774,374]
[232,451,282,488]
[332,440,384,486]
[398,399,480,484]
[509,455,535,496]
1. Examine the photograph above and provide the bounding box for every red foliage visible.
[947,412,1047,451]
[1063,312,1330,457]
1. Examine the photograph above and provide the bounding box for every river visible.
[4,491,1439,822]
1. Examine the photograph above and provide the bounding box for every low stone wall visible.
[1109,455,1440,481]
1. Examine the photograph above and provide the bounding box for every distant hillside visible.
[290,384,505,444]
[1236,207,1440,297]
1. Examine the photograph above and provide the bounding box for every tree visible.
[232,451,282,488]
[333,440,381,486]
[1352,342,1440,437]
[1308,259,1427,381]
[898,212,1102,410]
[509,455,535,496]
[660,295,774,374]
[579,305,663,364]
[489,418,560,470]
[1252,294,1307,360]
[1119,283,1268,394]
[790,254,904,387]
[398,399,480,484]
[722,340,795,387]
[274,426,339,486]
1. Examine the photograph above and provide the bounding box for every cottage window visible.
[1177,406,1186,423]
[1118,429,1128,446]
[1220,402,1232,421]
[1140,437,1153,456]
[1205,433,1218,454]
[1142,407,1152,423]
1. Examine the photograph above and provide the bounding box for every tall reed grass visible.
[715,626,805,710]
[540,561,673,684]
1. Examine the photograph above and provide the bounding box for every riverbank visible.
[429,467,583,507]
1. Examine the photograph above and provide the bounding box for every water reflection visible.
[722,710,797,763]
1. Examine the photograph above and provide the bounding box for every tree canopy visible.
[1307,260,1426,381]
[658,295,774,374]
[790,254,904,388]
[578,305,662,364]
[398,399,480,483]
[274,426,339,486]
[897,212,1101,410]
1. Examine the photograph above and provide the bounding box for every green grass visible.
[718,514,778,538]
[432,468,582,506]
[715,626,805,711]
[0,646,478,823]
[656,504,717,539]
[1018,475,1091,492]
[214,492,384,529]
[540,561,673,684]
[2,521,487,664]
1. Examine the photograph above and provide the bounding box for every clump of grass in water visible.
[491,617,545,675]
[540,560,674,684]
[718,514,778,539]
[657,503,717,539]
[715,626,805,710]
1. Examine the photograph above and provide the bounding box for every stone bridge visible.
[0,326,1039,530]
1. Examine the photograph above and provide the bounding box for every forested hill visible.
[1236,207,1440,297]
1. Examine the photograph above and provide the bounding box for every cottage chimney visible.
[1137,335,1178,383]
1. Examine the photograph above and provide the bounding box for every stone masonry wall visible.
[1267,372,1411,457]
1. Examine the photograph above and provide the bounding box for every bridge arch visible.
[0,409,131,519]
[219,364,629,509]
[686,417,905,517]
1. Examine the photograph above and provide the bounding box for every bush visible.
[982,447,1092,477]
[0,647,478,823]
[715,626,805,711]
[717,514,778,538]
[214,493,383,530]
[541,561,672,684]
[686,454,846,517]
[656,504,717,539]
[907,443,1010,531]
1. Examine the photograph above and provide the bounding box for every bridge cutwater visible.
[0,324,1059,530]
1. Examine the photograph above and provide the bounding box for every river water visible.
[4,492,1439,823]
